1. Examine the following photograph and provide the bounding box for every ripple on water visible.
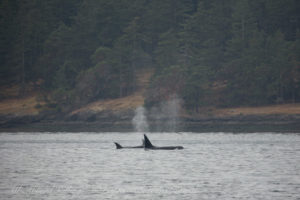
[0,132,299,200]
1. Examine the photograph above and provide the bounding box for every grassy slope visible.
[1,70,300,118]
[70,68,154,116]
[214,104,300,116]
[0,84,44,116]
[0,95,42,116]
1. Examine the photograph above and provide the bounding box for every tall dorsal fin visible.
[144,134,153,148]
[114,142,123,149]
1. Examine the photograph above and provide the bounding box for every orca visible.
[144,134,183,150]
[114,140,144,149]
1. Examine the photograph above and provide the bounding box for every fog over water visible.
[0,132,299,200]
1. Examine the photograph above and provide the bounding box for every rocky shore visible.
[1,109,300,133]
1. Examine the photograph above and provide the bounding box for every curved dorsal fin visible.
[144,134,153,148]
[114,142,123,149]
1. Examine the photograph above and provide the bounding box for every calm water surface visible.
[0,132,299,200]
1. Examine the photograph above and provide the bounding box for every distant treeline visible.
[1,0,299,111]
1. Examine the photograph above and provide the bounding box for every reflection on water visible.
[0,132,299,199]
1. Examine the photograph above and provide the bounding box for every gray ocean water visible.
[0,132,299,200]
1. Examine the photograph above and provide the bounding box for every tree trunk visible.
[19,36,26,97]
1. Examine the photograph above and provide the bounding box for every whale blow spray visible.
[132,106,149,132]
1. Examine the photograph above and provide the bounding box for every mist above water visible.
[132,95,182,132]
[132,106,149,132]
[161,97,181,131]
[150,96,181,132]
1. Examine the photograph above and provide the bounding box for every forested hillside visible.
[1,0,299,113]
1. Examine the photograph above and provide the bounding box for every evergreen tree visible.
[1,0,299,108]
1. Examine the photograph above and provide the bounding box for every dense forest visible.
[1,0,299,112]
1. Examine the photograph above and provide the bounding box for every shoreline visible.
[1,114,300,133]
